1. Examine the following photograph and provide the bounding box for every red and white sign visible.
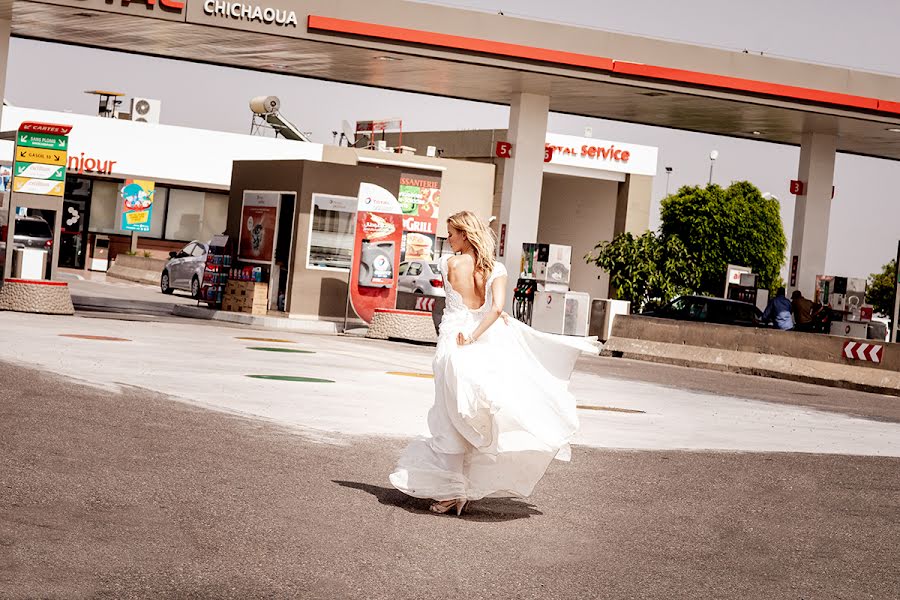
[495,141,513,159]
[415,297,436,312]
[789,180,805,195]
[842,341,883,363]
[544,132,658,176]
[19,121,72,136]
[499,223,507,257]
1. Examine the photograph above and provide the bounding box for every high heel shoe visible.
[455,499,468,516]
[429,499,456,514]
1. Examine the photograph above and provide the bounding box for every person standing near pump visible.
[762,288,794,330]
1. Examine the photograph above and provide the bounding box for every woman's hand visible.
[456,332,474,346]
[500,311,510,325]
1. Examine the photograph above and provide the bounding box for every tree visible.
[867,259,897,318]
[660,181,786,295]
[585,231,700,313]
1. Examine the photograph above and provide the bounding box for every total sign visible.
[544,132,658,176]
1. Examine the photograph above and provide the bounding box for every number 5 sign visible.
[495,141,513,159]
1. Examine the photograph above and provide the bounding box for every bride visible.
[389,211,593,516]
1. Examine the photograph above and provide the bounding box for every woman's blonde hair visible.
[447,211,495,274]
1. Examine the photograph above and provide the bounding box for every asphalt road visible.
[2,362,898,599]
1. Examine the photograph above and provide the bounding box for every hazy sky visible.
[5,0,899,278]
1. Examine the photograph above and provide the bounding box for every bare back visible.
[447,254,489,310]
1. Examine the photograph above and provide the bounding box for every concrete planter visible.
[0,279,75,315]
[107,255,168,286]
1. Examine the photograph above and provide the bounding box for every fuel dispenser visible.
[513,243,590,336]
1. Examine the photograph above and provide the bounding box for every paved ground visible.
[1,312,898,456]
[58,269,197,306]
[1,362,898,599]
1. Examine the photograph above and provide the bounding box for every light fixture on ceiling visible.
[887,127,900,133]
[374,56,402,62]
[751,131,762,136]
[268,64,290,70]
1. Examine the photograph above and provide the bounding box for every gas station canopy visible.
[6,0,900,159]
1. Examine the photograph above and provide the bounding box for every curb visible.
[71,295,179,316]
[601,345,900,398]
[172,305,342,335]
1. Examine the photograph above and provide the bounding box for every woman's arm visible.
[457,275,508,345]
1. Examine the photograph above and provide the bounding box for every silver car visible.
[160,241,208,298]
[398,260,445,297]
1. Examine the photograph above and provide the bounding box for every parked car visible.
[398,260,445,297]
[160,241,208,298]
[644,295,764,328]
[0,216,53,250]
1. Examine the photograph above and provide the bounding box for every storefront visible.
[0,106,324,269]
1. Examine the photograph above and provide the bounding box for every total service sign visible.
[544,132,658,176]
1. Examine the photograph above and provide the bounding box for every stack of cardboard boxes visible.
[222,280,268,316]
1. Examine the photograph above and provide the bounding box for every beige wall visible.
[537,174,619,300]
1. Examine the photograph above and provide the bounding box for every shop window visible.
[87,180,167,238]
[308,193,357,270]
[165,189,228,242]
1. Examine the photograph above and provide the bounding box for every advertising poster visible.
[349,183,403,323]
[401,215,438,262]
[399,172,441,262]
[238,191,279,264]
[120,179,155,232]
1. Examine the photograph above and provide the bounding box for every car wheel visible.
[415,289,424,295]
[160,271,173,295]
[191,276,200,299]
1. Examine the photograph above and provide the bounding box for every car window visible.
[191,244,207,257]
[14,219,51,238]
[686,299,708,320]
[429,263,441,274]
[181,243,196,256]
[398,262,409,276]
[408,263,423,276]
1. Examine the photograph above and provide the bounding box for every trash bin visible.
[90,235,110,272]
[12,247,49,280]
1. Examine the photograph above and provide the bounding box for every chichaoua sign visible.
[203,0,298,26]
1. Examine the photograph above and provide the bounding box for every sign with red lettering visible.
[495,141,512,159]
[789,180,805,195]
[499,223,507,257]
[790,255,799,287]
[544,133,657,176]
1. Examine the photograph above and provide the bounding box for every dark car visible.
[645,295,763,327]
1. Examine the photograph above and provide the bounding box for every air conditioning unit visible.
[130,97,161,124]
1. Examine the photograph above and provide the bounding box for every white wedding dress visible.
[389,256,594,501]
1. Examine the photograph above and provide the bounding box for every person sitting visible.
[791,290,827,333]
[762,287,793,330]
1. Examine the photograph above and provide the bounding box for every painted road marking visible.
[59,334,131,342]
[236,337,295,343]
[387,372,435,379]
[577,405,645,414]
[247,347,314,354]
[246,375,335,383]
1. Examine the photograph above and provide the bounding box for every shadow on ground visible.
[333,480,543,522]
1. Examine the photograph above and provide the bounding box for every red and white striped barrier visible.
[842,341,883,363]
[415,297,436,312]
